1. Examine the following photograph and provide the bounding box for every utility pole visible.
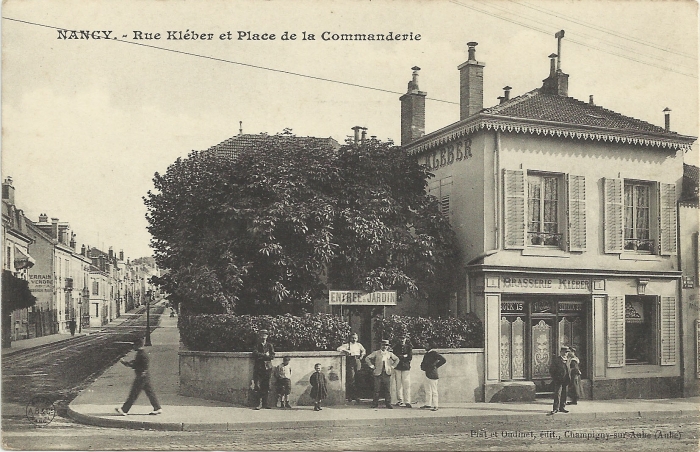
[145,290,152,346]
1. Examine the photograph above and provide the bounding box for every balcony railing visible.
[527,231,562,247]
[624,238,654,252]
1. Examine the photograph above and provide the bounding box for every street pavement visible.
[67,313,700,431]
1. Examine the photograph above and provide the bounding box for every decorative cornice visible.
[405,115,696,156]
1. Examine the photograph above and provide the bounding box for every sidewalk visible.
[68,315,700,431]
[1,307,146,357]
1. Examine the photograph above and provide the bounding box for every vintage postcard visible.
[2,0,698,450]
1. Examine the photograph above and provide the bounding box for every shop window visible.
[504,169,586,251]
[625,296,658,365]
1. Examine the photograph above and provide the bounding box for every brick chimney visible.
[119,249,124,261]
[108,246,114,260]
[400,66,427,146]
[541,31,569,96]
[458,42,485,120]
[39,213,48,223]
[663,108,671,131]
[2,177,15,205]
[81,244,86,256]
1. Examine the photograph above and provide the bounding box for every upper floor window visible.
[92,281,99,295]
[604,178,676,256]
[428,176,452,218]
[624,182,652,252]
[527,174,561,246]
[504,169,586,252]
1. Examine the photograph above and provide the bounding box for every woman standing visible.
[568,347,583,405]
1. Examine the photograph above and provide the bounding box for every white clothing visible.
[424,376,439,408]
[337,342,366,357]
[393,369,411,403]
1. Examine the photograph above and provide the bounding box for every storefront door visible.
[501,298,587,393]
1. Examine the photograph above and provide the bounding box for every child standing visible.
[309,363,328,411]
[274,357,293,408]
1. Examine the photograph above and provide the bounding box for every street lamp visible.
[145,289,152,346]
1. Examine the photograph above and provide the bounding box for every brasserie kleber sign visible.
[329,290,397,306]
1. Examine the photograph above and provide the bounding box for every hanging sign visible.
[329,290,397,306]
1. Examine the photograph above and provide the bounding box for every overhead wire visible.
[448,0,697,79]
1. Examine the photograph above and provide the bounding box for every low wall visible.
[179,348,485,406]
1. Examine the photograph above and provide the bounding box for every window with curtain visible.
[624,182,652,252]
[527,174,560,246]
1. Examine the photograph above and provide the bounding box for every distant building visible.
[206,131,339,160]
[400,40,696,400]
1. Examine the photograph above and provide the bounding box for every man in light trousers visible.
[392,334,413,407]
[420,339,446,412]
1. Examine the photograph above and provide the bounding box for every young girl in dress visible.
[309,363,328,411]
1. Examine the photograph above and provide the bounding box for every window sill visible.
[618,253,662,261]
[521,247,570,258]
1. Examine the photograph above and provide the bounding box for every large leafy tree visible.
[145,132,458,315]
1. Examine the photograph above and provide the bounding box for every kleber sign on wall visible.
[329,290,397,306]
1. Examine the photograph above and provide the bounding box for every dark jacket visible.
[420,350,446,380]
[393,342,413,371]
[309,371,328,400]
[126,349,149,376]
[549,355,571,385]
[252,341,275,374]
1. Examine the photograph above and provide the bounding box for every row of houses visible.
[1,177,158,345]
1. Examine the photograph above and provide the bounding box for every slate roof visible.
[483,88,671,136]
[681,163,699,206]
[206,133,340,160]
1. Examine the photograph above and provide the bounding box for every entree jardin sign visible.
[329,290,397,305]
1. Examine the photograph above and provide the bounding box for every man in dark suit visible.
[548,346,571,415]
[252,329,275,410]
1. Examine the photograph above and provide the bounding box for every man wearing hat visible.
[252,329,275,409]
[548,346,572,415]
[365,339,400,408]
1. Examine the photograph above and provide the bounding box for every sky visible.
[2,0,698,260]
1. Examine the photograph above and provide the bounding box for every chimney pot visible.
[467,41,478,61]
[360,127,367,144]
[589,95,594,105]
[663,107,671,131]
[39,213,47,223]
[498,96,505,104]
[2,177,15,205]
[352,126,361,144]
[503,86,512,100]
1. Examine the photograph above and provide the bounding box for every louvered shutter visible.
[504,169,525,249]
[567,174,587,252]
[604,178,624,254]
[441,176,453,218]
[659,183,677,255]
[660,296,677,365]
[607,296,625,367]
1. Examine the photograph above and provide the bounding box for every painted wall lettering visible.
[421,138,472,169]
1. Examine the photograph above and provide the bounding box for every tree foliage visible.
[145,132,458,315]
[2,270,37,313]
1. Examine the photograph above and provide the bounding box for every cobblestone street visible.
[3,412,698,451]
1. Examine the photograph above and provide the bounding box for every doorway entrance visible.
[500,297,587,393]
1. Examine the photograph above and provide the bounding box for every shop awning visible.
[14,245,35,270]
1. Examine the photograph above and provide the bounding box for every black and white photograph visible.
[1,0,698,450]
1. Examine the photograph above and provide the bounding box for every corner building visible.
[400,43,696,401]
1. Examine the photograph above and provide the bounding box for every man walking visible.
[336,333,366,402]
[115,337,162,416]
[252,329,275,410]
[420,339,446,412]
[392,334,413,407]
[365,339,399,408]
[549,346,571,415]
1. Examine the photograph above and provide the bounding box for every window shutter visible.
[660,296,677,365]
[696,320,700,378]
[441,176,453,218]
[604,178,624,254]
[607,295,625,367]
[567,174,587,252]
[659,183,677,255]
[504,169,525,249]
